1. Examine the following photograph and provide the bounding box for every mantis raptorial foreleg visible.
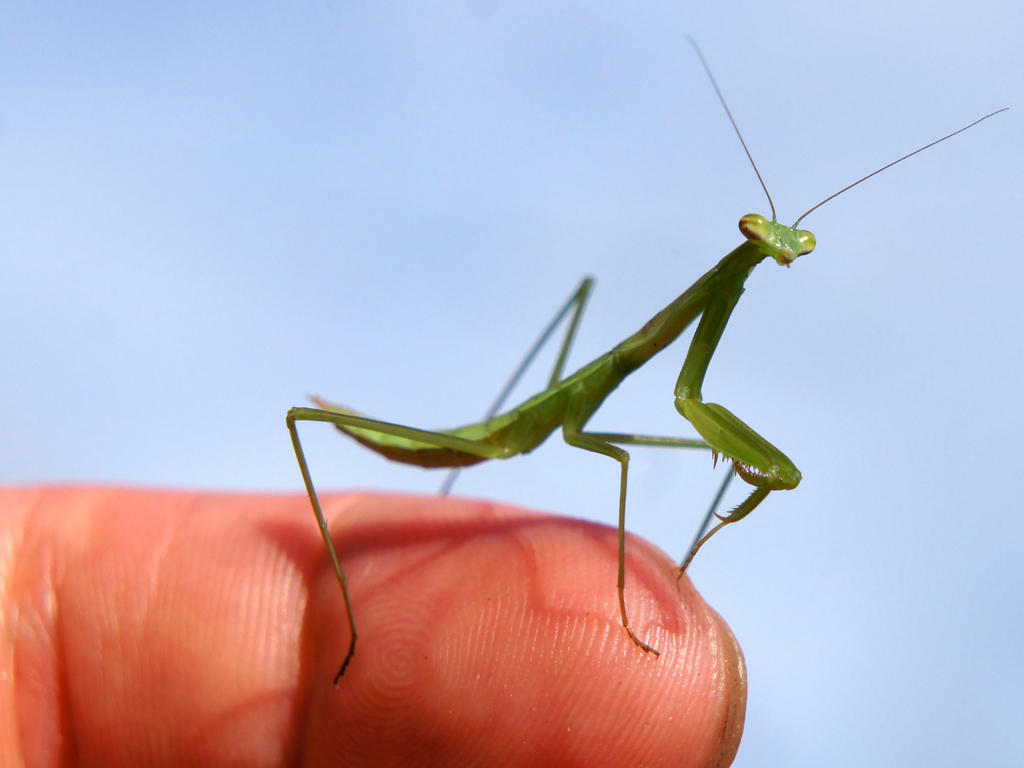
[680,486,770,572]
[683,466,736,567]
[665,246,801,568]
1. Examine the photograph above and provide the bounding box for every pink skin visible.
[2,488,746,767]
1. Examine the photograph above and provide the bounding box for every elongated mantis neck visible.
[613,214,816,377]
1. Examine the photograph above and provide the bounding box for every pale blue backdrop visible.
[1,2,1021,766]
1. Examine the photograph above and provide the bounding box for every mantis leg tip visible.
[332,638,357,685]
[626,628,661,657]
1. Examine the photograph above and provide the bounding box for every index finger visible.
[5,488,745,767]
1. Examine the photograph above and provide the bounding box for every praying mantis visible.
[286,42,1006,682]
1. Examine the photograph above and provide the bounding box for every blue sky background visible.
[1,2,1021,765]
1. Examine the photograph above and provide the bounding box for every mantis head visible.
[739,214,816,267]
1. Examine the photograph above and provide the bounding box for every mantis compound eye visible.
[797,229,816,255]
[738,213,770,242]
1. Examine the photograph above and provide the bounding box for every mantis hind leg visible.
[440,276,594,495]
[286,407,510,683]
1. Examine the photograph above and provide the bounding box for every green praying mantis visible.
[287,42,1006,682]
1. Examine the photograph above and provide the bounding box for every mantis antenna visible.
[793,107,1009,226]
[688,37,1008,229]
[686,36,777,222]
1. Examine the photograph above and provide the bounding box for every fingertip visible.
[702,602,747,768]
[304,495,747,766]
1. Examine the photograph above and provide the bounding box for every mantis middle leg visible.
[563,426,728,655]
